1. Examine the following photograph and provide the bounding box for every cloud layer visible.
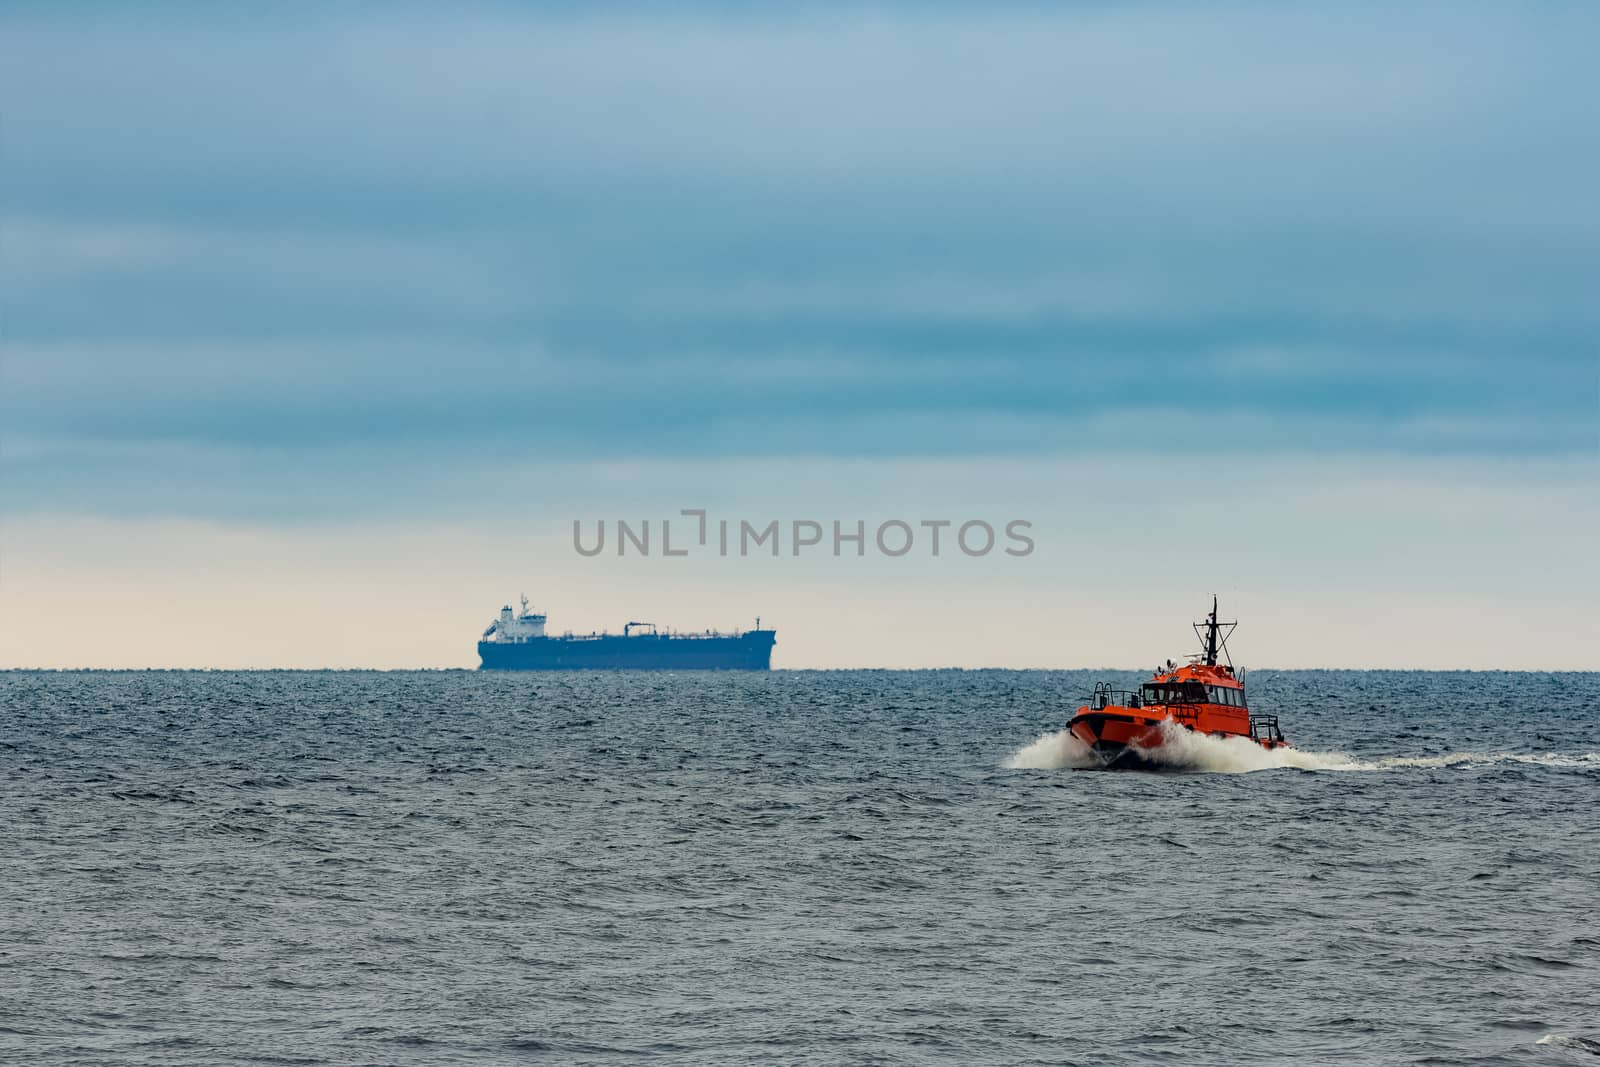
[2,5,1597,666]
[4,4,1597,521]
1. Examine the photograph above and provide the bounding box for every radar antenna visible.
[1193,594,1238,668]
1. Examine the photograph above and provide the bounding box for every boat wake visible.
[1004,722,1600,775]
[1537,1033,1600,1058]
[1529,1036,1600,1062]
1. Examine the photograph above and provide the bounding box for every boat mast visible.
[1193,595,1236,669]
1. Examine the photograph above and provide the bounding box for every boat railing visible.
[486,625,768,644]
[1085,682,1230,710]
[1088,682,1148,710]
[1249,715,1285,744]
[551,629,751,641]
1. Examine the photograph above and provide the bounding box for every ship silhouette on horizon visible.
[478,596,776,671]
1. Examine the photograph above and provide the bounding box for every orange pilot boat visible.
[1067,597,1289,769]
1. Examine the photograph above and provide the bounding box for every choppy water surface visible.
[2,670,1598,1066]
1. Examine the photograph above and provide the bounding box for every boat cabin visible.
[1138,679,1247,708]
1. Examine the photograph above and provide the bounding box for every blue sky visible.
[2,4,1596,667]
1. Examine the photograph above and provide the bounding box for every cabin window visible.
[1144,682,1235,705]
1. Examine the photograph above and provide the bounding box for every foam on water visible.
[1348,750,1600,771]
[1005,720,1600,775]
[1003,727,1102,770]
[1537,1033,1600,1056]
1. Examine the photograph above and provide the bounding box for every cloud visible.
[1,3,1596,522]
[5,5,1596,205]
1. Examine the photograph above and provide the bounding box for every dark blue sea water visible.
[2,670,1598,1066]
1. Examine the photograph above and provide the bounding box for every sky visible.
[2,3,1597,669]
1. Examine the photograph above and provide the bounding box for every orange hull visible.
[1068,704,1287,769]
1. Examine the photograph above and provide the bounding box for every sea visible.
[2,669,1597,1066]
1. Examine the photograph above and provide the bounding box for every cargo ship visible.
[1065,597,1290,769]
[478,596,776,670]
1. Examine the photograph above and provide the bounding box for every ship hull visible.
[479,631,775,671]
[1069,712,1166,770]
[1067,709,1288,770]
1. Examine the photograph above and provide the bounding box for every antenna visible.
[1193,594,1237,668]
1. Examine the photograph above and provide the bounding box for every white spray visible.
[1004,720,1600,775]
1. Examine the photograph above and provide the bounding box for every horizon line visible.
[4,665,1596,674]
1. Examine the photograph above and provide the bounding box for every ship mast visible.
[1194,595,1237,668]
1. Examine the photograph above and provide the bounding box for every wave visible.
[1346,751,1600,771]
[1537,1033,1600,1057]
[1004,728,1103,771]
[1005,721,1600,775]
